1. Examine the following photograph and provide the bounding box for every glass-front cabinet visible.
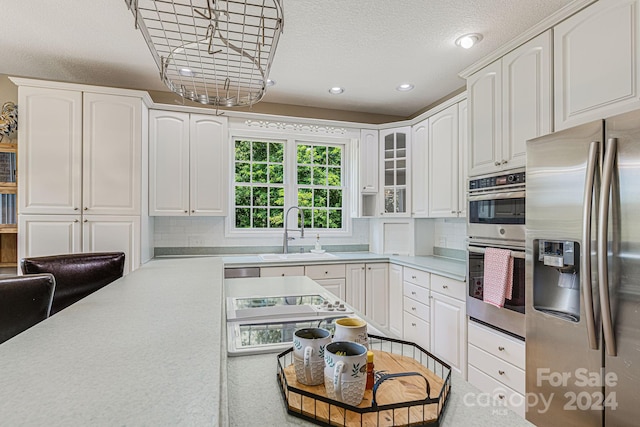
[0,143,17,268]
[379,127,411,216]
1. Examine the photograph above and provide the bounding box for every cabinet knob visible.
[411,291,417,296]
[362,186,366,190]
[184,210,188,213]
[494,161,501,166]
[74,219,79,223]
[325,271,328,275]
[83,219,88,223]
[498,394,505,400]
[191,210,195,213]
[361,267,365,270]
[498,346,505,351]
[411,306,416,311]
[442,285,448,289]
[451,210,456,214]
[281,273,285,276]
[74,207,79,211]
[84,207,88,211]
[412,275,417,279]
[411,323,416,327]
[502,160,508,164]
[498,370,505,376]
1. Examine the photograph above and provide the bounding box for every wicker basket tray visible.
[276,334,452,427]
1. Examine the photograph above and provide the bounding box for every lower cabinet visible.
[402,266,430,349]
[388,263,403,337]
[18,214,141,274]
[429,275,467,378]
[345,263,389,329]
[314,278,346,300]
[467,320,526,418]
[305,264,347,300]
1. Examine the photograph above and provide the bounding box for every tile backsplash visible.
[432,218,466,250]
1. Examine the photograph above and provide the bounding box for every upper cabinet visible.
[19,88,143,216]
[359,129,379,193]
[379,127,411,217]
[554,0,640,130]
[149,110,228,216]
[426,100,467,218]
[467,30,552,176]
[411,119,429,218]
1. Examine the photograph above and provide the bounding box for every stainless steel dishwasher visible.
[224,267,260,279]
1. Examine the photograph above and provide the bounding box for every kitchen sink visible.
[258,252,338,262]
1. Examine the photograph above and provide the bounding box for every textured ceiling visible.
[1,0,574,117]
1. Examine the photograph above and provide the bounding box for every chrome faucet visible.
[283,206,305,254]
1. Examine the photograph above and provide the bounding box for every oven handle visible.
[468,191,526,202]
[467,245,525,259]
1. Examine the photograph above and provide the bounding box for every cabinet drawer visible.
[468,365,525,418]
[468,344,525,394]
[260,266,305,277]
[431,274,465,301]
[468,321,525,369]
[403,312,429,351]
[402,267,430,287]
[305,263,346,279]
[403,296,429,321]
[403,281,429,304]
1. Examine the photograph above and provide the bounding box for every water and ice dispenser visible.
[533,240,581,322]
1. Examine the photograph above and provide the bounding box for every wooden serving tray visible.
[279,349,450,427]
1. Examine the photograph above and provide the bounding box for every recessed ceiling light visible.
[328,87,344,95]
[396,83,414,92]
[266,79,276,87]
[178,67,196,77]
[455,33,483,49]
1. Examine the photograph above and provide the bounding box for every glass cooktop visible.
[226,294,353,321]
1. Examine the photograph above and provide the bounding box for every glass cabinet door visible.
[381,128,409,215]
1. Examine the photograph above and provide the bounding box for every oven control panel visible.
[469,171,526,191]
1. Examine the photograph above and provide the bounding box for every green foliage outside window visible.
[233,139,344,230]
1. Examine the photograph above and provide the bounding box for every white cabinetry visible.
[18,215,140,274]
[468,320,526,417]
[305,264,346,300]
[260,266,305,277]
[410,118,429,217]
[365,263,389,329]
[16,81,150,273]
[345,263,366,312]
[430,275,467,378]
[402,267,430,351]
[359,130,379,193]
[347,263,390,329]
[149,110,228,216]
[428,104,459,218]
[457,101,468,217]
[467,30,552,176]
[554,0,640,130]
[379,127,411,217]
[388,263,403,337]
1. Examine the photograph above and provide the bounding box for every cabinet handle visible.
[502,160,508,165]
[74,207,79,211]
[74,219,79,223]
[442,285,448,289]
[451,210,456,214]
[412,275,417,279]
[411,291,417,296]
[498,346,505,351]
[83,219,88,223]
[498,394,505,400]
[498,370,505,376]
[411,306,416,311]
[411,323,416,327]
[494,161,501,166]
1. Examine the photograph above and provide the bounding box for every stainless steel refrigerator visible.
[526,108,640,426]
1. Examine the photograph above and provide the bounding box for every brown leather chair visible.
[0,274,56,344]
[21,252,125,315]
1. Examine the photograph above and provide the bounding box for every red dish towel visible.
[483,248,513,308]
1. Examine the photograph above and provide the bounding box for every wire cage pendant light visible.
[126,0,284,107]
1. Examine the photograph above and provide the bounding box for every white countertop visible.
[222,252,467,282]
[0,256,531,426]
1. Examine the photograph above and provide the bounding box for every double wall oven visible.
[467,169,526,339]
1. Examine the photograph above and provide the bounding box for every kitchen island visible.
[0,257,532,426]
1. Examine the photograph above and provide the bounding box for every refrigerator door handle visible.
[582,140,599,350]
[598,137,617,357]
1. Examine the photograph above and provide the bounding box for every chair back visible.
[21,252,125,315]
[0,274,56,344]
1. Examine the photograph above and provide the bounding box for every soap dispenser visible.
[314,234,322,252]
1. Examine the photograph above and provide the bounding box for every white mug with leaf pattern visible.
[293,327,331,385]
[324,341,368,406]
